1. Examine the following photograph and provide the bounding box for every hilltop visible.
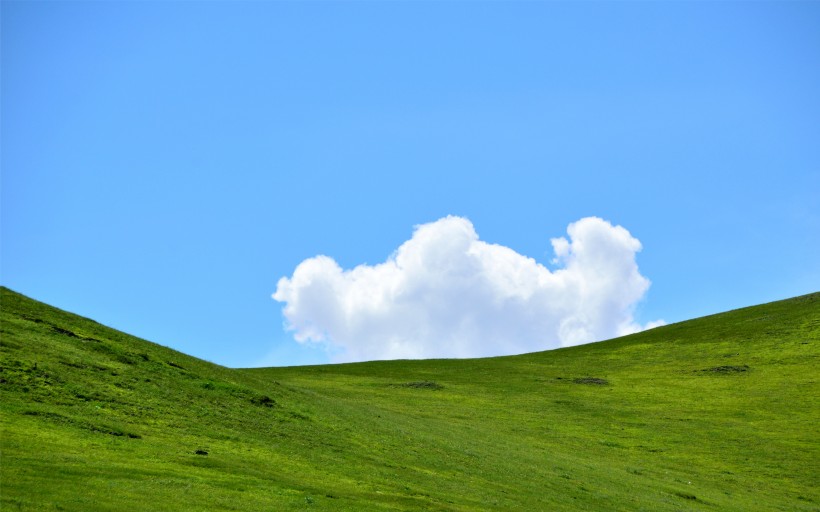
[1,286,818,510]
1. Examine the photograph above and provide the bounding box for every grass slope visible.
[1,286,818,511]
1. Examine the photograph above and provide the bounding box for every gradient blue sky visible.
[2,1,818,367]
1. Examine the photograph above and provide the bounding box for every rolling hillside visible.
[1,286,818,510]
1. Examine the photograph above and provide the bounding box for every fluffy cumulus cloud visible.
[273,216,663,362]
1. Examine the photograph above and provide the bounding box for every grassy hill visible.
[1,286,818,511]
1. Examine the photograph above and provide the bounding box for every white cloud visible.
[273,216,663,363]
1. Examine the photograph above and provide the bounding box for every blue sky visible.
[2,1,818,367]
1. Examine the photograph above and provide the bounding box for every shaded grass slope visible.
[1,286,818,510]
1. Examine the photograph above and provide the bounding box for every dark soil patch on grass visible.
[199,379,277,407]
[51,326,82,339]
[250,394,276,407]
[674,491,698,501]
[392,381,443,390]
[572,377,609,385]
[700,365,749,374]
[19,314,46,325]
[17,315,101,342]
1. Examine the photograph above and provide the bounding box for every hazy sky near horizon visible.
[2,1,818,367]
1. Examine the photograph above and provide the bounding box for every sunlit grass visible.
[1,287,817,510]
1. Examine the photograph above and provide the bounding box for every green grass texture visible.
[1,286,818,511]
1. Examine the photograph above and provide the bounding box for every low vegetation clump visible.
[1,287,818,511]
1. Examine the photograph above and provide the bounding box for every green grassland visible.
[1,286,818,511]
